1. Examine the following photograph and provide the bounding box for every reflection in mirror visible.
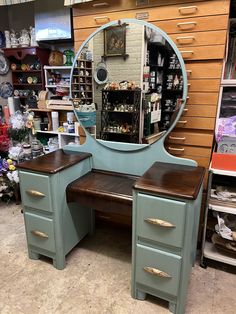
[71,20,185,146]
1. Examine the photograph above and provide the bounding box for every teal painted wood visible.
[19,172,53,212]
[20,157,92,270]
[136,194,187,248]
[24,212,55,252]
[132,185,203,314]
[135,244,182,296]
[64,133,196,176]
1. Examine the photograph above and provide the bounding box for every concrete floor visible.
[0,203,235,314]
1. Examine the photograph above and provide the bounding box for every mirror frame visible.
[70,18,188,152]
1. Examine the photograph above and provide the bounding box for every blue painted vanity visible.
[18,19,205,314]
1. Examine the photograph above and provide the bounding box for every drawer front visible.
[176,116,215,130]
[166,144,212,158]
[167,130,214,147]
[19,171,53,212]
[24,212,55,252]
[188,79,220,92]
[170,30,226,47]
[74,27,97,42]
[136,244,182,296]
[136,194,186,248]
[185,61,223,79]
[182,105,217,118]
[73,0,210,17]
[187,92,219,105]
[154,14,228,34]
[73,1,229,29]
[180,45,225,61]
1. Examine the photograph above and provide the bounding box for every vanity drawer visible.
[180,45,225,61]
[176,117,215,130]
[136,244,182,296]
[185,61,223,80]
[188,79,220,92]
[170,30,226,47]
[24,212,55,253]
[136,194,186,248]
[167,130,214,147]
[154,14,228,34]
[19,171,53,212]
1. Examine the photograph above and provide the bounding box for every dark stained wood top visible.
[134,162,205,200]
[66,170,139,216]
[17,149,92,174]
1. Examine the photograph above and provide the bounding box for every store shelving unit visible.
[200,165,236,268]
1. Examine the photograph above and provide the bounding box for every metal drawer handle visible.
[186,70,192,77]
[177,21,197,30]
[183,108,188,112]
[145,218,176,228]
[177,120,187,124]
[26,190,45,197]
[94,16,110,24]
[31,230,48,239]
[169,136,186,141]
[168,146,185,152]
[180,50,194,59]
[176,36,195,44]
[92,2,109,7]
[178,5,198,15]
[144,266,172,278]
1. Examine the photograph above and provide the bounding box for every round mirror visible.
[70,19,187,150]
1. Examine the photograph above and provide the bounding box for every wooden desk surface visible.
[134,162,205,200]
[67,170,139,216]
[18,149,92,174]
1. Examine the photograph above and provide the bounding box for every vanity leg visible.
[135,289,147,300]
[28,250,40,260]
[169,302,176,313]
[53,255,66,270]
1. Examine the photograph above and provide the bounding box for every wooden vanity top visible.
[18,149,92,174]
[134,162,205,200]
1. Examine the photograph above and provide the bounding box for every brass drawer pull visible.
[176,36,195,44]
[177,21,197,30]
[145,218,176,228]
[168,146,185,152]
[92,2,109,7]
[94,16,110,24]
[183,108,188,112]
[26,190,45,197]
[169,136,186,141]
[180,50,194,59]
[31,230,48,239]
[177,120,187,124]
[144,266,172,278]
[178,5,198,15]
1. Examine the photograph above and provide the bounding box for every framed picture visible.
[104,24,127,57]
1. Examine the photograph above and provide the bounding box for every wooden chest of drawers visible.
[72,0,230,174]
